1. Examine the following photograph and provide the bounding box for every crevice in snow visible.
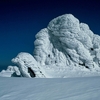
[11,72,21,77]
[79,62,90,69]
[28,67,36,78]
[91,48,94,51]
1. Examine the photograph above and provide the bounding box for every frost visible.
[12,52,45,78]
[1,14,100,78]
[0,66,20,77]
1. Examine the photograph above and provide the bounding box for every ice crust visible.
[1,14,100,78]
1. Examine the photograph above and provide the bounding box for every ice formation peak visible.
[48,14,80,34]
[1,14,100,78]
[34,14,95,68]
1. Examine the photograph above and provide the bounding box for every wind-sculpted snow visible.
[0,77,100,100]
[0,66,20,77]
[1,14,100,78]
[12,52,45,78]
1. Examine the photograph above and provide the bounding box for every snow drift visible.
[0,77,100,100]
[1,14,100,78]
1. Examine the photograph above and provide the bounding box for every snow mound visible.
[1,14,100,78]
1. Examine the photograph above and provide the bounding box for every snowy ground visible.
[0,77,100,100]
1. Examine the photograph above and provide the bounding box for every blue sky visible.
[0,0,100,70]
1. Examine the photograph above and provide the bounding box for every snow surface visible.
[1,14,100,78]
[0,77,100,100]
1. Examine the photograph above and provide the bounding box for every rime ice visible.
[1,14,100,78]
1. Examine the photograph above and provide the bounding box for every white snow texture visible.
[0,77,100,100]
[1,14,100,78]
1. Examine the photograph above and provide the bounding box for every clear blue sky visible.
[0,0,100,70]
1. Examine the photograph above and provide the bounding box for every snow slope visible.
[0,77,100,100]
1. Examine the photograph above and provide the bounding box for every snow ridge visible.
[1,14,100,78]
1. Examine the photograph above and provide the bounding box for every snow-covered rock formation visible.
[1,14,100,78]
[0,66,20,77]
[12,52,45,78]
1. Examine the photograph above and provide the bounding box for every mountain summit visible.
[1,14,100,78]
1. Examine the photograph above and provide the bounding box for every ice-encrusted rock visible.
[1,14,100,78]
[33,14,100,77]
[12,52,45,78]
[0,66,20,77]
[34,14,95,69]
